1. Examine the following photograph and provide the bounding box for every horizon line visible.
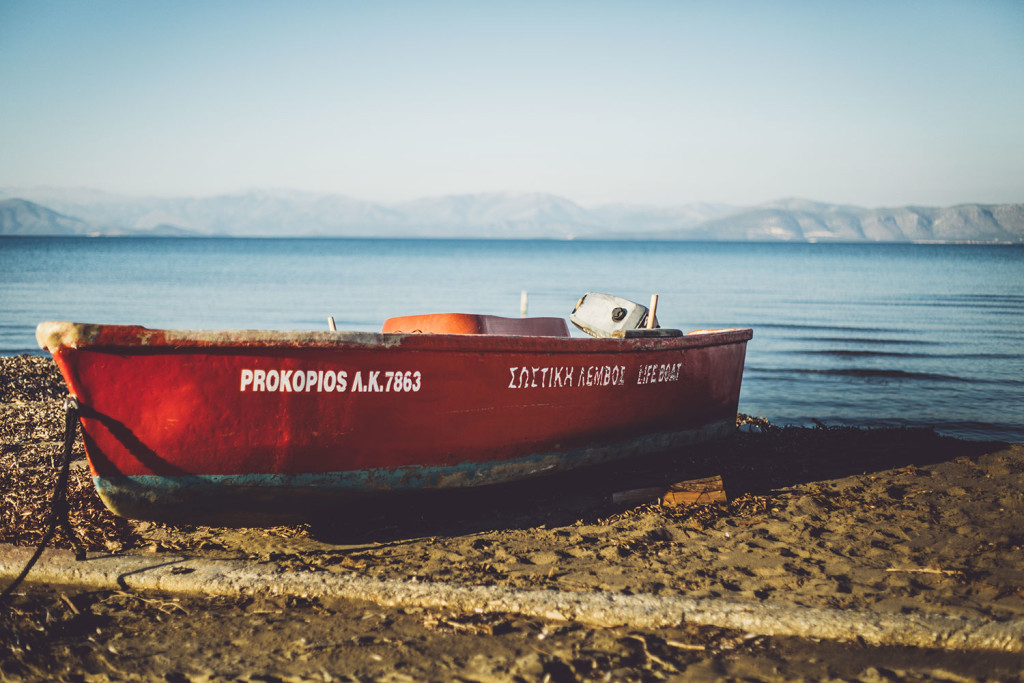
[2,185,1022,212]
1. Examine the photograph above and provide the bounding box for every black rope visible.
[1,396,87,601]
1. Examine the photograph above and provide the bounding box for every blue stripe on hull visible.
[92,419,735,524]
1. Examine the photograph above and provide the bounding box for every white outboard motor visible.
[570,292,659,338]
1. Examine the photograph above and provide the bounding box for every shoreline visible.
[3,354,1023,681]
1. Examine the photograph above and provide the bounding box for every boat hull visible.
[37,322,752,523]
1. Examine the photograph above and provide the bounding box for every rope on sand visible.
[0,398,85,601]
[2,543,1023,653]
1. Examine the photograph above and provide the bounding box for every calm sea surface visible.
[2,237,1022,442]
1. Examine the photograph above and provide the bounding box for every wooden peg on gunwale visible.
[647,294,659,329]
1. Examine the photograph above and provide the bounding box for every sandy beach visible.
[2,355,1023,681]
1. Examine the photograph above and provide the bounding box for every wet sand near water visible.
[2,355,1023,681]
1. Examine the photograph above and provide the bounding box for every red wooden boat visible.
[36,302,751,524]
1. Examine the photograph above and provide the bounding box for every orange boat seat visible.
[383,313,570,337]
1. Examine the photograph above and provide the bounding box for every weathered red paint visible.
[36,321,751,522]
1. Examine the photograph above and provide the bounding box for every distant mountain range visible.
[1,188,1022,242]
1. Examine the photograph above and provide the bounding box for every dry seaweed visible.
[0,356,137,551]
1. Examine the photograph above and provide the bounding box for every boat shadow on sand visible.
[309,420,1002,546]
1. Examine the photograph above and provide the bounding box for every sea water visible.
[1,237,1021,442]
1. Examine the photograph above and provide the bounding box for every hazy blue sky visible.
[2,1,1022,207]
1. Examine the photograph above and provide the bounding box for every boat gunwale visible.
[37,321,753,355]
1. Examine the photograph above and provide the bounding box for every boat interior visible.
[382,313,570,337]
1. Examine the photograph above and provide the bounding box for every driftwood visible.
[612,475,726,507]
